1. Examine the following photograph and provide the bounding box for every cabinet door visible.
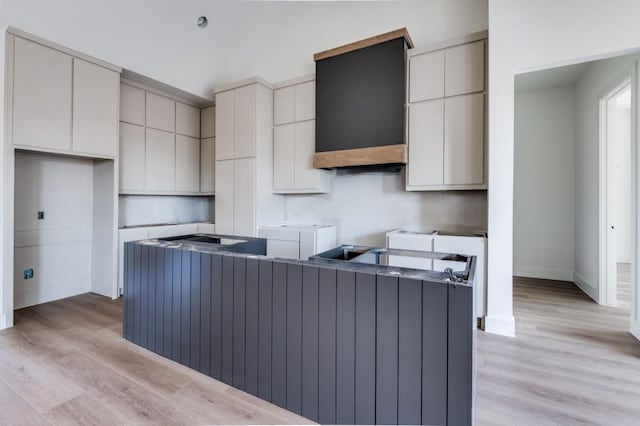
[273,124,295,190]
[294,120,318,189]
[234,157,256,236]
[267,240,300,259]
[444,41,485,97]
[146,92,175,132]
[294,81,315,121]
[119,123,146,191]
[407,99,444,187]
[72,58,119,157]
[201,106,215,139]
[12,37,72,151]
[175,135,200,192]
[234,84,256,158]
[120,83,145,125]
[200,138,215,193]
[215,90,235,160]
[215,159,234,234]
[274,86,295,125]
[145,128,175,191]
[444,94,484,185]
[409,50,445,102]
[176,102,200,138]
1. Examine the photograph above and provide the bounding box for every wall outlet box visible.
[37,211,45,220]
[24,268,34,279]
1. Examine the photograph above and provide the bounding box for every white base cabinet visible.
[258,224,337,260]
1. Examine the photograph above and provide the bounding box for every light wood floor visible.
[2,277,640,425]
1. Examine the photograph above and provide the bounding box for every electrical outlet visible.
[24,268,34,280]
[37,211,45,220]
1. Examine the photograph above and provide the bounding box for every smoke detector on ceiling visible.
[197,16,208,29]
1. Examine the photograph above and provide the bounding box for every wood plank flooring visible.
[1,275,639,425]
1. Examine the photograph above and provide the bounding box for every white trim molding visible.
[484,314,516,337]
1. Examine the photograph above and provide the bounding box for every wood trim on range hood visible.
[314,27,414,61]
[313,144,407,169]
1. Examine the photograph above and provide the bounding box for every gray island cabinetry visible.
[123,238,475,425]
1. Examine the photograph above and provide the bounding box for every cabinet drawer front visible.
[175,135,201,192]
[119,123,146,191]
[12,37,72,151]
[120,83,145,125]
[145,128,175,191]
[176,102,200,138]
[215,90,235,160]
[146,92,176,132]
[408,99,444,187]
[387,235,434,252]
[267,240,300,259]
[409,50,444,102]
[444,94,484,185]
[444,41,485,97]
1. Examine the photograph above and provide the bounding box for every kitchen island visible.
[123,235,475,426]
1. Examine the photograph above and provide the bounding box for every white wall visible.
[615,102,632,263]
[488,0,640,336]
[13,153,94,308]
[514,86,576,282]
[285,171,487,247]
[118,195,214,228]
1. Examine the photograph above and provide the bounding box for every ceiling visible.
[515,62,590,92]
[0,0,487,101]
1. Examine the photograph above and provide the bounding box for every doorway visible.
[600,80,634,310]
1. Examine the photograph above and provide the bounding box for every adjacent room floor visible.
[1,274,639,425]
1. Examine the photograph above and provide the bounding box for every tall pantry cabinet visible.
[214,80,284,236]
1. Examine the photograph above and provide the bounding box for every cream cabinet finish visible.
[234,84,257,159]
[72,59,119,157]
[293,120,322,189]
[409,50,444,102]
[146,92,175,132]
[214,159,234,235]
[444,41,485,97]
[201,106,215,139]
[175,135,200,192]
[273,124,295,190]
[294,81,315,121]
[408,99,444,186]
[145,128,175,191]
[176,102,200,138]
[444,94,484,185]
[200,138,215,193]
[120,83,145,125]
[274,86,295,125]
[215,90,235,160]
[233,157,256,236]
[119,123,146,191]
[12,37,73,152]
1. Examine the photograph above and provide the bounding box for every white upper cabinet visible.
[294,81,315,122]
[215,90,235,160]
[409,50,444,102]
[293,120,321,190]
[274,86,295,125]
[201,106,215,139]
[175,135,200,192]
[145,128,175,192]
[234,84,257,159]
[200,138,215,193]
[176,102,200,138]
[444,93,484,185]
[273,124,295,190]
[72,58,119,157]
[119,122,145,191]
[12,37,73,152]
[444,41,485,97]
[408,99,444,186]
[146,92,175,132]
[120,83,145,125]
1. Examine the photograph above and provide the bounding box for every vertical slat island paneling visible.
[123,242,474,426]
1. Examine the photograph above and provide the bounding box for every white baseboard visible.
[14,279,91,309]
[484,314,516,337]
[513,265,574,282]
[573,271,599,302]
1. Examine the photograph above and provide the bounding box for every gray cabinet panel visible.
[258,260,273,400]
[272,261,288,408]
[377,274,398,424]
[302,265,319,422]
[140,246,149,348]
[171,248,182,362]
[245,258,260,396]
[398,278,422,425]
[447,285,474,426]
[354,272,376,425]
[190,253,201,370]
[336,270,356,424]
[422,282,447,426]
[147,247,157,353]
[221,255,234,384]
[210,254,223,379]
[286,263,303,414]
[318,267,337,424]
[200,253,212,376]
[124,243,133,341]
[154,248,164,355]
[180,251,191,365]
[233,257,246,389]
[133,245,142,345]
[163,248,173,359]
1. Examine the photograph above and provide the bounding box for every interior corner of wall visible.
[573,270,599,303]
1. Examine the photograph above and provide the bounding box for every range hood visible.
[313,28,413,169]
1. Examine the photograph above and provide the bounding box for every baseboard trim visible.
[484,314,516,337]
[513,265,574,282]
[573,271,599,303]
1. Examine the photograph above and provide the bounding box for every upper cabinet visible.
[146,93,175,133]
[176,102,200,138]
[200,106,216,194]
[406,33,487,191]
[272,77,330,194]
[120,84,145,125]
[10,35,119,158]
[201,106,216,139]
